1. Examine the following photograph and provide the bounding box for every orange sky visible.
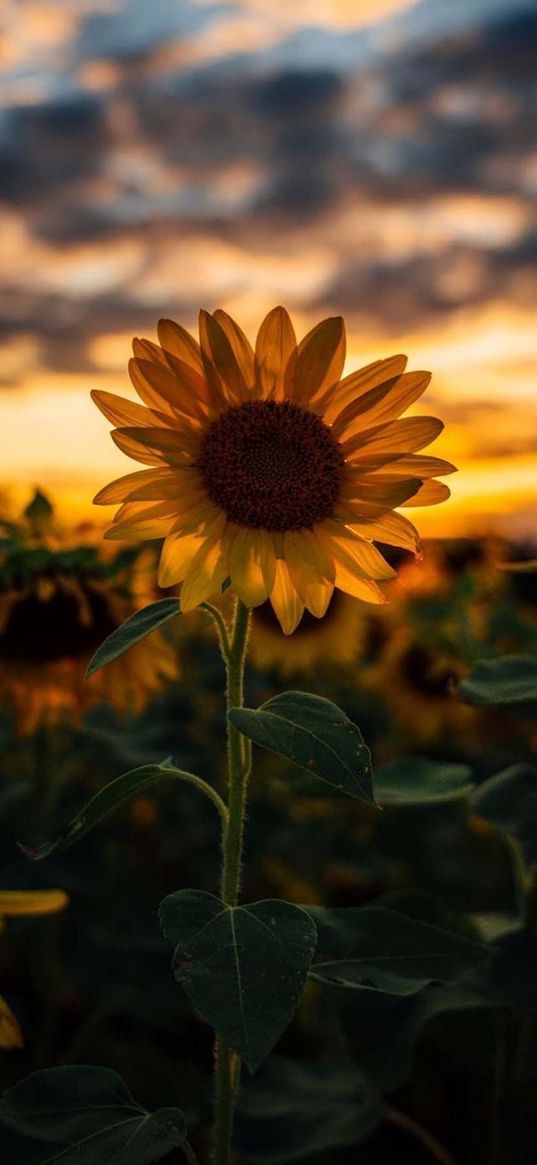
[1,0,536,540]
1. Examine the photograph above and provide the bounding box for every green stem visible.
[212,598,251,1165]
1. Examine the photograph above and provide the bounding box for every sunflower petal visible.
[347,511,421,555]
[291,317,346,405]
[365,454,457,478]
[0,996,23,1049]
[179,524,228,611]
[104,515,176,541]
[158,530,207,588]
[228,527,276,607]
[213,309,256,388]
[115,426,199,463]
[198,309,242,406]
[320,354,408,420]
[339,476,423,518]
[157,319,203,373]
[132,337,169,366]
[343,416,444,461]
[323,522,395,580]
[0,889,68,916]
[400,480,451,506]
[91,390,169,430]
[284,529,335,617]
[93,467,181,505]
[111,430,164,466]
[113,499,183,524]
[269,558,304,634]
[255,306,296,400]
[331,371,431,440]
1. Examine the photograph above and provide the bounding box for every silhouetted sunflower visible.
[92,308,454,632]
[0,493,178,733]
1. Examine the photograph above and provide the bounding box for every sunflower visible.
[0,494,178,734]
[250,591,367,675]
[0,887,68,1049]
[92,308,455,632]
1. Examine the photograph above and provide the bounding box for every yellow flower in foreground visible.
[0,887,68,1049]
[92,308,455,633]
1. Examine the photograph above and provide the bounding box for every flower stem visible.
[212,598,251,1165]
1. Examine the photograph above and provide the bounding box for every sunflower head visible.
[0,493,178,732]
[92,308,455,632]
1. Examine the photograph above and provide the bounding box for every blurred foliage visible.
[0,527,536,1162]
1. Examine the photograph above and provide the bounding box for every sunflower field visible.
[0,307,536,1165]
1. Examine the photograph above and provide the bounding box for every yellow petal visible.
[157,319,203,373]
[114,426,199,463]
[130,357,205,422]
[400,480,451,506]
[343,416,444,462]
[269,558,304,634]
[291,317,346,405]
[284,529,335,617]
[0,889,68,916]
[179,524,228,611]
[0,996,23,1049]
[132,337,170,366]
[113,499,184,524]
[162,353,213,419]
[122,468,204,503]
[110,430,164,466]
[320,354,408,420]
[319,519,395,580]
[331,371,431,440]
[91,390,169,430]
[338,476,422,519]
[158,529,207,588]
[105,515,177,541]
[228,527,276,607]
[255,306,297,400]
[93,467,183,505]
[347,511,421,555]
[213,309,256,388]
[365,454,457,478]
[199,310,246,405]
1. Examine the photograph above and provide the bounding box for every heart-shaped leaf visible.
[458,656,537,715]
[235,1056,384,1163]
[0,1065,188,1164]
[308,906,488,995]
[159,891,317,1071]
[472,764,537,860]
[375,757,474,805]
[229,691,374,804]
[22,760,222,860]
[85,598,180,676]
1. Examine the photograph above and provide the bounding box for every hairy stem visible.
[211,598,251,1165]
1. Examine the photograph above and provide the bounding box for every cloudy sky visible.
[1,0,536,535]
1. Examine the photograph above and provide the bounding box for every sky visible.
[0,0,536,538]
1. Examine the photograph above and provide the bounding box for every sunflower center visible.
[198,400,344,530]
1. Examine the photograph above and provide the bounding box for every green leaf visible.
[308,906,488,995]
[0,1065,188,1165]
[85,598,180,677]
[229,691,374,804]
[159,890,317,1072]
[21,760,216,860]
[458,655,537,715]
[375,757,474,805]
[472,764,537,857]
[235,1056,384,1163]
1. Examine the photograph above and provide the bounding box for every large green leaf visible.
[458,655,537,714]
[375,757,474,805]
[229,691,374,804]
[235,1056,384,1163]
[308,906,488,995]
[472,765,537,859]
[85,598,180,677]
[159,890,317,1071]
[0,1065,189,1165]
[22,760,215,860]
